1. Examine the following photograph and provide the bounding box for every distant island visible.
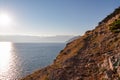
[0,35,74,43]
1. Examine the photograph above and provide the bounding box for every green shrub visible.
[109,19,120,33]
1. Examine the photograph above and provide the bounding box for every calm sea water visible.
[0,42,65,80]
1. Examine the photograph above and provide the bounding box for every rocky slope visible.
[21,7,120,80]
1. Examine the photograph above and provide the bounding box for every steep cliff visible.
[21,7,120,80]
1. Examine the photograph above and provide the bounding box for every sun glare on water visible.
[0,42,12,70]
[0,12,13,28]
[0,42,20,80]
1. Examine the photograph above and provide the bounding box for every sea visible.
[0,42,65,80]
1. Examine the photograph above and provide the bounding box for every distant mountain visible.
[66,36,81,43]
[0,35,74,43]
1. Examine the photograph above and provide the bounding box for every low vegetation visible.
[99,7,120,24]
[109,19,120,33]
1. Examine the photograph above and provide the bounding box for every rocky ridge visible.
[21,7,120,80]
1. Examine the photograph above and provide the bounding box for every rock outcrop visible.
[21,7,120,80]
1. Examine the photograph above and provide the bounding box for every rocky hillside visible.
[21,7,120,80]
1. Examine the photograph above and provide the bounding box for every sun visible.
[0,12,12,27]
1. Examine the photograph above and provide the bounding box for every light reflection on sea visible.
[0,42,21,80]
[0,42,65,80]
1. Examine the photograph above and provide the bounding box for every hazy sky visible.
[0,0,120,36]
